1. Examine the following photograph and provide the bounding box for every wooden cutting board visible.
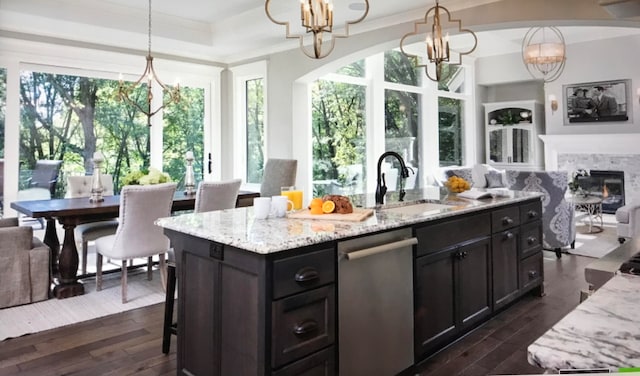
[287,207,375,222]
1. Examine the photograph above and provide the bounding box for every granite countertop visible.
[527,273,640,372]
[156,188,541,254]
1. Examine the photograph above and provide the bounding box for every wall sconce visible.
[548,94,558,113]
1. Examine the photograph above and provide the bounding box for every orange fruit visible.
[310,206,324,215]
[309,198,323,208]
[322,200,335,214]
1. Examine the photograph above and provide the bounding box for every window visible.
[246,78,265,184]
[310,52,473,191]
[163,86,205,185]
[18,69,207,196]
[311,77,367,197]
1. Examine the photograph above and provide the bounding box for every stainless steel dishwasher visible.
[338,228,417,376]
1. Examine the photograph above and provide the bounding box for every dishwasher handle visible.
[344,237,418,261]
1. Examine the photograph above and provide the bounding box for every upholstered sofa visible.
[443,166,576,258]
[615,194,640,243]
[0,217,51,308]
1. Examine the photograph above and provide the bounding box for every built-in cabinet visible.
[165,197,544,375]
[484,100,545,170]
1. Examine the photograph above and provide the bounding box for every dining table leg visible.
[43,217,60,277]
[52,222,84,298]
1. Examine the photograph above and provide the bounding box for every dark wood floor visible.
[0,250,592,376]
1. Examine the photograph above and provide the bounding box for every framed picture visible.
[563,79,631,124]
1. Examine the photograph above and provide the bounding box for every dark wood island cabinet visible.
[159,193,543,376]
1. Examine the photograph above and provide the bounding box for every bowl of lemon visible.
[445,176,472,194]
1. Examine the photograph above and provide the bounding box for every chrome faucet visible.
[375,151,413,205]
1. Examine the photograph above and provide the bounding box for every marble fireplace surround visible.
[540,134,640,202]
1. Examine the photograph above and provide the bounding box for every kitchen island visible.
[156,189,544,376]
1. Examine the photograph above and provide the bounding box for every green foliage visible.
[121,167,171,186]
[121,170,146,186]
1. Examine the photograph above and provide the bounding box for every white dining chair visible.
[95,182,177,303]
[194,179,242,213]
[259,158,297,198]
[66,174,118,274]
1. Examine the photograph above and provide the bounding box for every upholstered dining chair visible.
[194,179,242,213]
[66,174,118,274]
[95,182,177,303]
[259,158,297,198]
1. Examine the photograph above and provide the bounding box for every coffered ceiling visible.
[1,0,640,64]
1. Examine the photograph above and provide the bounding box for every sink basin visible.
[379,202,455,216]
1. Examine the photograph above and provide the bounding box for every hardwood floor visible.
[0,250,592,376]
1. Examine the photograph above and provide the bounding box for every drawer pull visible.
[527,236,537,245]
[294,267,319,283]
[502,217,514,226]
[528,270,538,279]
[293,320,318,336]
[504,232,514,240]
[527,210,538,219]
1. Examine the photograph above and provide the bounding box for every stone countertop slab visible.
[527,273,640,372]
[156,188,541,255]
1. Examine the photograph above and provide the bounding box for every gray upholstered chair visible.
[194,179,242,213]
[0,217,51,308]
[504,170,576,258]
[615,194,640,243]
[260,158,297,198]
[95,182,177,303]
[66,174,118,274]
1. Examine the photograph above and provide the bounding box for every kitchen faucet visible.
[375,151,413,205]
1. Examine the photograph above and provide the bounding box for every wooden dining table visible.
[10,190,259,299]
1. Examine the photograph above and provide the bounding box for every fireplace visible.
[577,170,625,214]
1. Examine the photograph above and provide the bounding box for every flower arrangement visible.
[121,167,172,186]
[568,169,589,194]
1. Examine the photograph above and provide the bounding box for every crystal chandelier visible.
[265,0,369,59]
[118,0,180,126]
[400,0,477,82]
[521,26,566,83]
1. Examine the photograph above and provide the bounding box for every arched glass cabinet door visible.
[488,129,507,164]
[510,127,531,164]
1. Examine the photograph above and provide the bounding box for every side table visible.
[572,195,604,233]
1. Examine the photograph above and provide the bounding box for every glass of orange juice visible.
[281,186,303,210]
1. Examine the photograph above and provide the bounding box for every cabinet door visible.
[457,238,491,329]
[492,229,520,310]
[510,127,531,164]
[488,128,507,163]
[414,249,456,358]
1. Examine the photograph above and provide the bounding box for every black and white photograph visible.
[564,79,630,124]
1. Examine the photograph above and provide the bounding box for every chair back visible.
[260,158,297,198]
[194,179,242,213]
[31,160,63,196]
[110,182,177,259]
[66,174,115,198]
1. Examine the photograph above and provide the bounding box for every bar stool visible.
[162,249,177,354]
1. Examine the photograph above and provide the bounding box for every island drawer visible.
[520,221,543,259]
[272,346,335,376]
[520,201,542,225]
[415,213,491,256]
[273,248,335,299]
[520,252,543,291]
[491,205,520,233]
[272,286,335,368]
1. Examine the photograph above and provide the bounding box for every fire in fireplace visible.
[577,170,625,214]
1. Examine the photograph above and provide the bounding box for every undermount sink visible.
[379,202,455,216]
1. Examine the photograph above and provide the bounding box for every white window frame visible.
[230,60,267,191]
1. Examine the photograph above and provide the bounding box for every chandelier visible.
[265,0,369,59]
[118,0,180,126]
[400,0,477,82]
[521,26,566,83]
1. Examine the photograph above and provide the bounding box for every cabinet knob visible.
[504,232,514,240]
[502,217,514,226]
[294,267,319,284]
[293,319,318,336]
[528,270,538,279]
[462,251,468,258]
[527,210,538,219]
[527,236,537,245]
